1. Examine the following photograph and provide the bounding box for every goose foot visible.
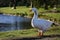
[38,30,43,37]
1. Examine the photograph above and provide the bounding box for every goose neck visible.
[33,11,38,19]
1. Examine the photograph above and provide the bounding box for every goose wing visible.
[33,19,53,30]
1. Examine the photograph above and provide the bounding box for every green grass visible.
[45,13,60,20]
[0,6,29,14]
[0,6,46,14]
[44,26,60,35]
[57,7,60,10]
[0,29,38,39]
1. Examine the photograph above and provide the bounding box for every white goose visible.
[30,7,59,37]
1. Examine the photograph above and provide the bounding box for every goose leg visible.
[38,30,43,37]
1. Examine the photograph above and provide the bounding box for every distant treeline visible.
[0,0,30,7]
[0,0,60,8]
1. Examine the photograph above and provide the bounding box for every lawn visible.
[0,6,29,14]
[0,6,60,14]
[0,29,37,39]
[0,6,45,14]
[45,13,60,19]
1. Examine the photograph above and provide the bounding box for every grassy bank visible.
[0,29,37,39]
[0,6,29,13]
[0,6,60,14]
[0,6,47,14]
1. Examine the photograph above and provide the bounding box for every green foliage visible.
[0,0,60,9]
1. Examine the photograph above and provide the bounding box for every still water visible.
[0,14,31,31]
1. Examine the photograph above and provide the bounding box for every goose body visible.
[31,8,53,31]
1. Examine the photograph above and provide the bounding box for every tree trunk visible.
[45,4,48,10]
[13,0,16,9]
[44,0,48,10]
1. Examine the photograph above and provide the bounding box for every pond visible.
[0,14,31,31]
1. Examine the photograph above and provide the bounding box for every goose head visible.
[29,8,38,13]
[29,8,38,19]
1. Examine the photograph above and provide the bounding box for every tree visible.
[43,0,49,10]
[27,0,40,8]
[13,0,16,9]
[10,0,16,9]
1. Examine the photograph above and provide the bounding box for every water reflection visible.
[0,14,31,31]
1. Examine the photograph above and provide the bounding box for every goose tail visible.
[52,22,60,26]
